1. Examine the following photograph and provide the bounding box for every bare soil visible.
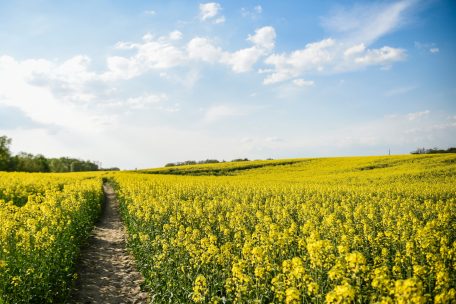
[69,184,148,304]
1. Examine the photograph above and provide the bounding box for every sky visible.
[0,0,455,169]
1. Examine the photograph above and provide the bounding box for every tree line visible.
[164,158,251,167]
[0,135,118,172]
[411,147,456,154]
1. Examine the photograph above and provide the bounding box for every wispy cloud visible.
[415,41,440,54]
[241,5,262,19]
[321,0,415,45]
[407,110,429,121]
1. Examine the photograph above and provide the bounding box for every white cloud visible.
[321,0,415,45]
[105,23,405,86]
[221,47,264,73]
[263,38,406,85]
[293,79,315,87]
[344,43,366,57]
[214,16,226,24]
[258,1,413,85]
[103,35,186,80]
[430,47,439,54]
[186,26,276,73]
[187,37,223,63]
[105,26,277,79]
[221,26,276,73]
[263,38,335,84]
[21,55,98,95]
[199,2,224,23]
[0,55,113,131]
[135,40,185,68]
[407,110,430,121]
[169,30,183,41]
[354,46,406,65]
[104,56,142,80]
[247,26,276,50]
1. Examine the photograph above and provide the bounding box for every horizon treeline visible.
[411,147,456,154]
[0,135,118,172]
[164,158,252,167]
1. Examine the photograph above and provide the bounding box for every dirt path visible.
[69,184,148,304]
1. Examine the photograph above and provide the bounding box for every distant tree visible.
[166,158,258,167]
[183,160,197,165]
[197,159,219,164]
[411,147,456,154]
[231,158,249,162]
[100,167,120,171]
[0,135,12,171]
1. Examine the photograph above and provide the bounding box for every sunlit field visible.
[1,154,455,303]
[113,154,456,303]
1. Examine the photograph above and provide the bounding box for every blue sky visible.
[0,0,455,169]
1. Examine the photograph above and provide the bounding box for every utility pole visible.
[388,148,391,156]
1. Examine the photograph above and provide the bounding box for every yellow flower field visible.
[0,172,103,303]
[114,154,456,303]
[1,154,454,303]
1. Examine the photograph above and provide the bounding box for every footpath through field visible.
[69,184,148,304]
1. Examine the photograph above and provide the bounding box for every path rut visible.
[69,184,148,304]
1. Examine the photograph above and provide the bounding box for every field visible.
[0,154,455,303]
[115,154,456,303]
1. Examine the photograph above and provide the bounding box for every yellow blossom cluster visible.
[114,154,454,303]
[0,172,103,303]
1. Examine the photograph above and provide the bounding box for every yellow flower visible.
[346,251,367,274]
[192,275,208,303]
[394,278,426,304]
[285,287,300,304]
[325,283,356,303]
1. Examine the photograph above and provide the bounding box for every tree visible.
[14,153,50,172]
[0,135,12,171]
